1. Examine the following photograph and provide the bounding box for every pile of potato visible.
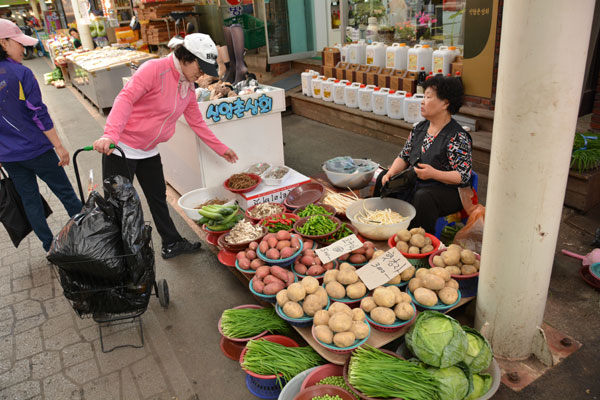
[360,286,416,325]
[236,242,266,271]
[337,241,376,265]
[258,231,303,260]
[251,265,295,295]
[431,244,480,276]
[394,227,436,255]
[408,268,460,306]
[313,302,370,348]
[276,276,329,318]
[323,263,368,300]
[293,247,336,276]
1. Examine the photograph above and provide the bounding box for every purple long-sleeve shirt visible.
[0,58,54,162]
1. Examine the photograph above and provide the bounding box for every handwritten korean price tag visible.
[314,235,363,264]
[356,248,412,290]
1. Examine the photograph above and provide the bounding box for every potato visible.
[387,274,402,285]
[448,244,463,253]
[446,279,459,290]
[276,289,289,307]
[395,229,411,242]
[397,292,412,304]
[263,282,285,295]
[409,234,426,248]
[280,247,296,259]
[301,276,319,294]
[328,302,352,317]
[387,285,402,305]
[400,266,416,281]
[238,258,251,269]
[252,279,265,293]
[287,282,306,302]
[438,287,459,305]
[394,302,415,321]
[373,287,396,308]
[313,310,330,326]
[346,282,367,299]
[370,307,396,325]
[395,241,410,253]
[266,248,280,260]
[474,259,480,271]
[461,265,478,275]
[415,268,430,279]
[445,266,461,276]
[307,265,326,276]
[424,236,432,246]
[314,287,329,307]
[326,281,346,299]
[333,331,356,348]
[432,255,445,268]
[323,269,339,284]
[408,246,421,254]
[329,312,353,333]
[337,269,359,285]
[302,294,323,316]
[414,287,438,306]
[461,249,476,265]
[283,301,304,318]
[339,262,356,273]
[421,245,434,254]
[360,296,377,313]
[430,267,451,282]
[350,321,370,340]
[442,250,461,266]
[372,249,385,259]
[410,227,426,236]
[422,274,445,291]
[352,308,366,322]
[314,325,334,344]
[276,230,291,241]
[408,277,423,293]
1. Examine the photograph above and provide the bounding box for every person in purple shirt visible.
[0,19,82,252]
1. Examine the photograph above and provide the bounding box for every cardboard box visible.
[354,65,370,84]
[366,66,382,86]
[334,61,348,80]
[236,169,311,209]
[403,71,418,94]
[389,70,407,91]
[377,67,394,88]
[323,47,341,67]
[323,65,335,78]
[451,57,463,77]
[345,63,360,81]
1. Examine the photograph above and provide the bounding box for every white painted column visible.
[474,0,595,359]
[70,0,94,50]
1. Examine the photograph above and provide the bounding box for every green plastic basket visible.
[224,14,267,50]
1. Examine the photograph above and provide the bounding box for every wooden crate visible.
[565,168,600,212]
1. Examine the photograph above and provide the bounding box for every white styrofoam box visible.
[262,166,292,186]
[177,186,237,221]
[236,169,311,209]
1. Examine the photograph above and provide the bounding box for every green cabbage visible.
[464,373,492,400]
[406,311,468,368]
[463,327,493,373]
[428,364,472,400]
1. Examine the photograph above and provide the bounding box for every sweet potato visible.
[349,254,366,264]
[252,279,265,293]
[290,236,301,249]
[294,263,308,274]
[263,282,285,295]
[323,262,335,270]
[236,251,246,260]
[270,266,289,282]
[280,247,295,259]
[266,248,280,260]
[267,237,278,249]
[301,255,315,266]
[276,230,292,241]
[238,258,251,270]
[248,241,258,250]
[259,241,269,254]
[255,266,271,280]
[286,270,295,287]
[263,275,285,286]
[276,240,291,250]
[307,265,325,276]
[245,250,256,260]
[250,259,263,270]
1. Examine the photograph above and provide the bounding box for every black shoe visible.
[161,238,201,259]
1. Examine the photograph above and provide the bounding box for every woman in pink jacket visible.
[94,34,238,259]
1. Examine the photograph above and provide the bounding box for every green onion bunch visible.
[220,307,289,339]
[242,339,325,388]
[348,345,440,400]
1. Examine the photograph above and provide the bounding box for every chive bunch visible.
[220,307,289,339]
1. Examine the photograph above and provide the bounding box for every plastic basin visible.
[239,335,299,379]
[293,384,354,400]
[300,363,344,390]
[346,198,416,241]
[322,158,379,190]
[177,186,236,221]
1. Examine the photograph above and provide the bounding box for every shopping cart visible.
[47,145,169,352]
[33,29,49,58]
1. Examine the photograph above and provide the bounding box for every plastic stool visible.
[434,171,479,239]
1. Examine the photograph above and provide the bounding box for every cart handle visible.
[73,144,130,203]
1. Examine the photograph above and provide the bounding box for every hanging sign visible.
[356,247,411,290]
[314,235,363,265]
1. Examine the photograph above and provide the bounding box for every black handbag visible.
[380,166,418,198]
[0,168,52,247]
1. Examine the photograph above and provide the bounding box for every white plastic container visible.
[432,46,458,76]
[386,90,407,119]
[301,70,318,96]
[366,17,379,42]
[386,43,408,70]
[407,44,433,73]
[344,82,361,109]
[404,93,425,124]
[372,87,389,115]
[321,78,336,102]
[311,75,325,99]
[348,40,367,64]
[333,79,349,104]
[358,84,376,112]
[366,42,386,67]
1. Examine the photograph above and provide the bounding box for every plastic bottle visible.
[404,93,426,124]
[334,79,349,104]
[387,90,407,119]
[386,43,409,70]
[366,42,386,67]
[358,84,376,112]
[344,82,361,108]
[301,70,317,96]
[416,67,427,94]
[322,77,336,102]
[311,75,325,99]
[372,87,389,115]
[365,17,379,43]
[407,44,433,73]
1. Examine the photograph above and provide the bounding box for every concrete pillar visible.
[474,0,596,359]
[340,0,348,44]
[70,0,94,50]
[38,0,47,12]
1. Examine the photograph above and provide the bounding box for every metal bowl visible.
[322,159,379,189]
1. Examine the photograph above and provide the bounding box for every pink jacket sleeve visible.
[102,61,156,143]
[183,95,229,156]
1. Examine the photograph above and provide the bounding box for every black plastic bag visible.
[0,168,52,247]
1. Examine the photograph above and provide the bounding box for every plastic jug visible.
[404,93,425,123]
[407,44,433,73]
[333,79,349,104]
[372,87,389,116]
[386,90,407,119]
[432,46,458,76]
[311,75,325,99]
[366,42,386,67]
[348,40,367,64]
[301,70,318,96]
[358,84,376,112]
[344,82,361,108]
[386,43,408,70]
[322,78,336,102]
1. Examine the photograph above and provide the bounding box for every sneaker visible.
[161,238,202,259]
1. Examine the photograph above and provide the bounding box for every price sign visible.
[314,234,363,264]
[356,247,412,290]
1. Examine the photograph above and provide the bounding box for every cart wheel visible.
[37,50,44,57]
[157,279,169,308]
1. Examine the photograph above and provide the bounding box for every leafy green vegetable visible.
[428,363,472,400]
[464,373,492,400]
[405,311,468,368]
[220,307,289,338]
[462,327,493,373]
